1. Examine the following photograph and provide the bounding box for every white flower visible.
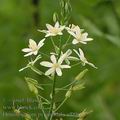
[73,48,97,69]
[38,21,65,37]
[40,54,71,76]
[50,49,78,65]
[61,49,79,65]
[22,39,45,57]
[66,25,93,44]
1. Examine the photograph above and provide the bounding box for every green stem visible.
[36,95,47,120]
[48,36,62,120]
[71,62,81,68]
[62,35,71,49]
[54,97,68,112]
[48,74,57,120]
[51,37,57,52]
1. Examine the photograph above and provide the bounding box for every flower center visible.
[52,63,60,69]
[51,28,60,34]
[29,45,38,51]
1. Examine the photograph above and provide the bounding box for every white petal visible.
[50,55,57,64]
[60,26,65,30]
[82,32,88,37]
[72,39,79,44]
[55,21,59,28]
[33,51,38,55]
[56,68,62,76]
[87,62,98,69]
[75,26,81,35]
[79,41,87,44]
[68,56,79,61]
[46,24,53,30]
[84,38,93,41]
[24,52,33,57]
[22,48,31,52]
[58,32,63,35]
[68,31,76,38]
[73,49,80,58]
[79,48,85,58]
[45,68,55,76]
[40,61,53,67]
[29,39,37,48]
[38,29,47,34]
[38,38,45,48]
[45,33,55,37]
[58,53,66,64]
[60,65,71,69]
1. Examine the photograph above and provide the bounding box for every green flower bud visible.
[72,83,85,91]
[14,109,21,115]
[78,109,93,120]
[65,87,72,98]
[24,113,32,120]
[75,69,88,81]
[53,13,58,22]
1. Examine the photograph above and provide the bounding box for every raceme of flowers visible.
[22,21,97,76]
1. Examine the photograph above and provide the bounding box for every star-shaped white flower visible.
[73,48,97,68]
[38,21,65,37]
[40,54,71,76]
[66,25,93,44]
[22,39,45,57]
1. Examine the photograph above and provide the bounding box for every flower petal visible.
[24,52,33,57]
[45,68,55,76]
[22,48,31,52]
[40,61,53,67]
[38,38,45,48]
[50,55,57,64]
[29,39,37,48]
[73,49,80,58]
[56,68,62,76]
[85,38,93,41]
[60,65,71,69]
[46,24,53,30]
[87,62,98,69]
[33,51,38,55]
[38,29,47,34]
[79,48,85,58]
[72,39,79,44]
[58,53,66,64]
[55,21,59,28]
[75,26,81,35]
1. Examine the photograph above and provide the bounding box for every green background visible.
[0,0,120,120]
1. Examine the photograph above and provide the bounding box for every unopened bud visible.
[24,113,32,120]
[75,69,88,81]
[78,109,93,120]
[72,83,85,91]
[65,87,72,98]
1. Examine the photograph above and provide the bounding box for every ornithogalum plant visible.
[14,0,97,120]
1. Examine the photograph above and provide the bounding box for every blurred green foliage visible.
[0,0,120,120]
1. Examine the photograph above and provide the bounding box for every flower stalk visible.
[18,0,97,120]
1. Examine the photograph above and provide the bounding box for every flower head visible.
[66,25,93,44]
[38,21,65,37]
[74,48,97,68]
[40,53,71,76]
[22,39,45,57]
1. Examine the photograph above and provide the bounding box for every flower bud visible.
[65,87,72,98]
[78,109,93,120]
[14,109,21,115]
[72,83,85,91]
[24,113,32,120]
[75,69,88,81]
[53,13,58,23]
